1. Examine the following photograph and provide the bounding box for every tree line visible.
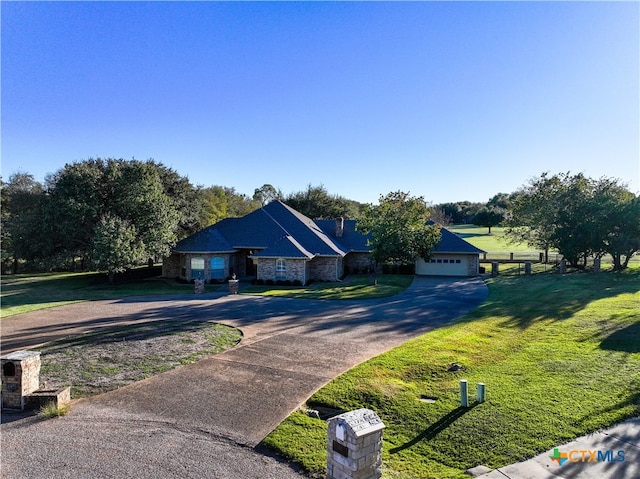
[0,158,364,277]
[2,158,638,277]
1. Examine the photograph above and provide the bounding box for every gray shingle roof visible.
[172,226,235,253]
[173,200,347,257]
[433,227,486,254]
[315,219,371,252]
[172,202,483,258]
[251,235,315,259]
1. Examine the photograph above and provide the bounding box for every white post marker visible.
[460,379,469,407]
[477,383,485,403]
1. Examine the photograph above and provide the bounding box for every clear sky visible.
[2,1,638,205]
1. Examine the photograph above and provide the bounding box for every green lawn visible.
[262,266,640,478]
[242,274,413,300]
[0,271,221,318]
[446,225,538,253]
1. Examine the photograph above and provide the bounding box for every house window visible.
[191,257,205,279]
[437,259,442,263]
[455,259,461,263]
[443,259,449,263]
[276,258,286,280]
[211,257,225,279]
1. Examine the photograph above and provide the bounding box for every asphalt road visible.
[1,276,488,479]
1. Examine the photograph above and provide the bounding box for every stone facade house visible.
[162,200,484,283]
[162,200,370,284]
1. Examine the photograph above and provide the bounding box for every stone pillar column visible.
[491,262,499,277]
[559,259,567,274]
[524,262,532,275]
[593,258,601,273]
[327,408,385,479]
[1,350,41,410]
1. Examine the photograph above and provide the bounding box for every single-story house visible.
[162,200,371,284]
[162,200,484,283]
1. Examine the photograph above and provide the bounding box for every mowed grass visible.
[0,271,220,318]
[242,274,414,300]
[262,266,640,478]
[447,225,539,253]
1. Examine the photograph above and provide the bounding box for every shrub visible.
[266,279,274,286]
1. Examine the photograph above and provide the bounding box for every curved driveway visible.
[1,276,487,478]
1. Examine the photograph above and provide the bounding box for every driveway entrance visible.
[1,276,488,478]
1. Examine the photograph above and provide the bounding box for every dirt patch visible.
[39,321,242,398]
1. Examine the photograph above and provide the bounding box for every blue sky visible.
[2,1,638,205]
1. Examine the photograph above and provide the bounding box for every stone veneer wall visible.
[344,252,372,274]
[309,257,343,282]
[164,253,235,282]
[467,255,479,276]
[162,253,182,279]
[257,258,307,283]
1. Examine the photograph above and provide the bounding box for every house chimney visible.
[336,217,344,238]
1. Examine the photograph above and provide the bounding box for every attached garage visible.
[415,227,485,277]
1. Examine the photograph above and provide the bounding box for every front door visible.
[245,250,256,276]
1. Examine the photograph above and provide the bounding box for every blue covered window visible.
[211,257,225,279]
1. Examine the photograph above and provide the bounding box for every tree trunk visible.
[12,257,18,274]
[612,254,623,271]
[108,271,115,284]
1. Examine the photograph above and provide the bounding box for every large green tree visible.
[91,214,145,283]
[43,158,180,271]
[589,178,640,270]
[284,184,364,219]
[505,173,567,262]
[1,173,49,271]
[357,191,441,266]
[197,185,260,227]
[506,172,638,269]
[472,207,505,234]
[253,184,282,206]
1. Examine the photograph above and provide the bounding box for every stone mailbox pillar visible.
[327,408,385,479]
[593,258,601,273]
[524,262,532,275]
[1,350,41,410]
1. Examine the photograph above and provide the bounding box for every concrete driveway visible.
[1,276,487,478]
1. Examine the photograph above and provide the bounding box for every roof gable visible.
[173,201,348,256]
[434,227,485,254]
[173,226,235,253]
[251,235,315,259]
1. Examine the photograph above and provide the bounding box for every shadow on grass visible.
[600,321,640,353]
[39,319,237,354]
[390,404,478,454]
[471,268,640,330]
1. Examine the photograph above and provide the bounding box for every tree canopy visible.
[357,191,441,266]
[283,184,364,220]
[505,172,639,269]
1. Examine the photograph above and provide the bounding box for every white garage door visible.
[416,254,470,276]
